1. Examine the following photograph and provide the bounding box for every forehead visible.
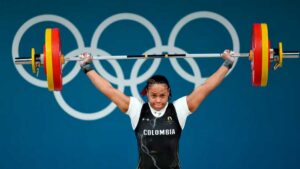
[147,83,169,93]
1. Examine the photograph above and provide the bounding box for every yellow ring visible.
[45,29,54,91]
[260,23,269,87]
[279,42,283,67]
[31,48,36,73]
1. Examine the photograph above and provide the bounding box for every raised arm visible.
[186,50,234,112]
[80,53,130,113]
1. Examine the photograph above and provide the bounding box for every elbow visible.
[189,106,197,113]
[119,105,129,113]
[187,95,206,113]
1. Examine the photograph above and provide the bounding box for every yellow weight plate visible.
[260,23,269,86]
[31,48,36,73]
[45,29,54,91]
[279,42,283,67]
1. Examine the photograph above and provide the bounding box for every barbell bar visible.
[14,50,298,64]
[14,23,299,91]
[14,50,298,63]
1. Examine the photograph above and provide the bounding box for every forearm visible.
[85,70,129,112]
[79,52,130,112]
[187,60,232,112]
[86,70,114,94]
[79,53,111,93]
[203,65,229,92]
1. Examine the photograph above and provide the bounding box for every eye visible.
[150,94,157,98]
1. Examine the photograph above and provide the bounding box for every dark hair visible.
[140,75,172,98]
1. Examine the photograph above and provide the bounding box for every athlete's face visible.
[147,83,170,111]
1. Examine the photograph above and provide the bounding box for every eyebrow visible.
[150,93,167,96]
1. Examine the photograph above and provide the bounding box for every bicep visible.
[109,89,130,113]
[186,85,210,112]
[187,66,229,112]
[86,70,130,112]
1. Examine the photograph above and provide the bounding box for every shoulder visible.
[126,97,144,116]
[126,97,144,130]
[173,96,191,113]
[172,96,191,129]
[173,96,189,109]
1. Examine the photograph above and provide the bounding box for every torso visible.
[134,103,182,169]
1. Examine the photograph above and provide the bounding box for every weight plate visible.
[45,28,54,91]
[51,28,63,91]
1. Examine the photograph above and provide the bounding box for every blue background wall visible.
[1,0,299,169]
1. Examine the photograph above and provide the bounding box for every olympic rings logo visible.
[12,11,240,121]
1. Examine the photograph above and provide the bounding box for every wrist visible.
[222,59,234,69]
[81,63,94,74]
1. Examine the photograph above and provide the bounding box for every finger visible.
[223,49,230,54]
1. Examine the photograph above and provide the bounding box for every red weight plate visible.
[251,23,263,86]
[51,28,63,91]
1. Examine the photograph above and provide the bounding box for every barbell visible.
[14,23,299,91]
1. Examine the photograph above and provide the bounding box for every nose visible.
[154,97,162,103]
